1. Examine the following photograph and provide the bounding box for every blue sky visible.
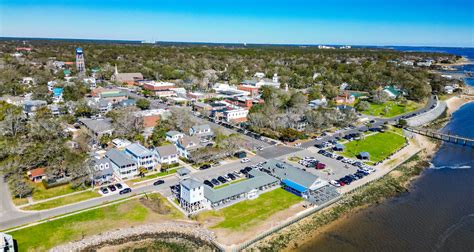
[1,0,473,47]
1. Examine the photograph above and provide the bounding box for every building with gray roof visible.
[154,145,179,164]
[78,117,114,138]
[105,149,138,179]
[203,169,279,209]
[125,143,156,171]
[189,124,213,139]
[0,232,14,252]
[261,159,328,196]
[89,157,114,184]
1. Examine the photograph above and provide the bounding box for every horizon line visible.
[1,36,473,49]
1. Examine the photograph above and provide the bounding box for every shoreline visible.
[248,95,467,251]
[435,56,472,67]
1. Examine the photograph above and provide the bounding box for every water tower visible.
[75,47,85,73]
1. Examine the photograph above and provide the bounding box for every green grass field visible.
[8,193,183,251]
[342,131,406,163]
[199,188,302,231]
[30,182,89,201]
[361,100,422,118]
[22,190,101,211]
[130,168,178,183]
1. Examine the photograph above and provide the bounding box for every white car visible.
[241,158,250,163]
[330,180,341,187]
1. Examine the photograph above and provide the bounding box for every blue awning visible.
[282,179,307,193]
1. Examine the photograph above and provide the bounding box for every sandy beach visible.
[445,95,474,115]
[435,56,472,67]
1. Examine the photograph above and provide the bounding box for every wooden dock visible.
[406,127,474,147]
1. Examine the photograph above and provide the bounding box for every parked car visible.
[217,176,227,183]
[100,187,109,194]
[115,183,123,189]
[204,180,214,188]
[227,173,236,180]
[241,158,250,163]
[211,179,220,185]
[330,180,341,187]
[153,180,165,186]
[200,164,211,170]
[316,163,326,169]
[119,188,132,195]
[108,185,116,192]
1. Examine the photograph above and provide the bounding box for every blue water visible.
[390,46,474,87]
[299,47,474,252]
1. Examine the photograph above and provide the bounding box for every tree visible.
[111,107,144,140]
[398,119,408,128]
[356,101,370,111]
[136,99,150,110]
[372,89,389,104]
[0,104,26,137]
[138,166,148,177]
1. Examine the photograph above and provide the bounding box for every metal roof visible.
[262,159,320,189]
[203,170,278,203]
[166,130,183,137]
[125,143,153,157]
[105,149,136,167]
[181,178,202,190]
[79,118,114,135]
[155,144,178,157]
[282,179,307,193]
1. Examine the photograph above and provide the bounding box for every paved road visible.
[0,94,437,230]
[0,156,265,230]
[302,95,437,148]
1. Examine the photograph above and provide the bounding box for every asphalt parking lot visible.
[275,147,361,181]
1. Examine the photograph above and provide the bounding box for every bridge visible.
[405,127,474,147]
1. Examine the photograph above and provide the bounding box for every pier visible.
[405,127,474,147]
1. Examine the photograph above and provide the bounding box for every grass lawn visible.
[12,197,29,206]
[130,168,178,183]
[342,132,406,163]
[287,156,301,162]
[8,193,184,251]
[198,188,302,231]
[361,100,423,118]
[22,190,101,211]
[30,182,88,201]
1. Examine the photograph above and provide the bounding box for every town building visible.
[27,167,46,182]
[78,117,114,138]
[202,169,279,209]
[154,145,179,165]
[237,85,260,97]
[111,139,132,149]
[165,131,185,143]
[261,159,329,197]
[23,100,47,117]
[105,148,138,179]
[52,87,64,103]
[142,81,176,96]
[222,108,249,123]
[111,66,144,85]
[91,88,128,104]
[89,157,114,185]
[0,232,15,252]
[176,135,203,159]
[309,97,327,108]
[179,178,206,213]
[125,143,156,171]
[334,91,355,104]
[189,124,214,140]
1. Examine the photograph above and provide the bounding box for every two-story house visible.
[105,149,138,179]
[176,135,202,159]
[189,124,214,140]
[89,157,114,185]
[165,130,185,143]
[154,145,179,165]
[125,143,156,171]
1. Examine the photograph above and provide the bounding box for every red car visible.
[316,163,326,169]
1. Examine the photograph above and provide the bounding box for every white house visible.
[254,72,266,79]
[176,135,202,159]
[154,145,179,165]
[309,97,327,108]
[222,108,249,123]
[179,178,206,213]
[125,143,156,171]
[444,85,454,94]
[165,131,185,143]
[189,124,213,139]
[105,149,138,179]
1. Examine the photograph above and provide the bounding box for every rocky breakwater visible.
[49,222,219,252]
